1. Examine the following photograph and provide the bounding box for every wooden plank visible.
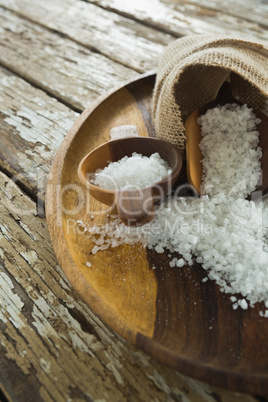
[1,0,267,77]
[177,0,268,27]
[0,171,260,402]
[0,0,174,73]
[2,0,267,61]
[0,8,137,111]
[87,0,268,38]
[0,67,78,203]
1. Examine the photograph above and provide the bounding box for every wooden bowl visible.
[78,137,182,226]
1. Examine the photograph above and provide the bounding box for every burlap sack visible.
[152,35,268,153]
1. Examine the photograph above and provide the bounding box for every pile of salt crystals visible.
[79,103,268,316]
[91,152,172,190]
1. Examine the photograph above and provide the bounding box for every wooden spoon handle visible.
[116,187,154,226]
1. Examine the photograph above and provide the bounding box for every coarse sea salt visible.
[80,103,268,315]
[92,152,172,190]
[198,103,262,198]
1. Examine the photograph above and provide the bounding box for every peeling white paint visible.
[19,349,27,358]
[1,176,36,216]
[93,0,268,38]
[20,250,38,265]
[40,357,51,373]
[32,294,103,354]
[4,108,67,148]
[58,277,71,291]
[106,360,124,386]
[68,330,93,354]
[0,222,12,241]
[19,221,37,241]
[25,144,55,162]
[31,304,60,343]
[0,247,4,259]
[0,72,76,161]
[0,271,25,329]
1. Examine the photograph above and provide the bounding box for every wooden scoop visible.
[185,82,268,200]
[78,137,182,226]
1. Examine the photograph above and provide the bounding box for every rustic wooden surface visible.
[0,0,267,400]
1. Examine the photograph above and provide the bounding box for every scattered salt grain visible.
[92,152,172,190]
[260,310,268,318]
[86,262,92,268]
[238,299,248,310]
[155,244,165,253]
[91,246,100,255]
[176,258,186,268]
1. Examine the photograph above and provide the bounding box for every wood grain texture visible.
[46,72,268,396]
[0,8,137,111]
[2,0,267,79]
[0,0,173,73]
[2,172,260,402]
[174,0,268,27]
[0,66,78,203]
[87,0,268,39]
[47,73,158,341]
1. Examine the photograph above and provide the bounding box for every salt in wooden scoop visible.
[78,127,182,226]
[185,82,268,200]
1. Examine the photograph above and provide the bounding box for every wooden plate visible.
[46,72,268,396]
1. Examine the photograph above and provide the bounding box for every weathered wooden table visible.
[0,1,268,401]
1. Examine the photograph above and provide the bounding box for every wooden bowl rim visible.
[78,136,183,198]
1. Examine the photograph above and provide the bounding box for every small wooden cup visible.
[78,137,182,226]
